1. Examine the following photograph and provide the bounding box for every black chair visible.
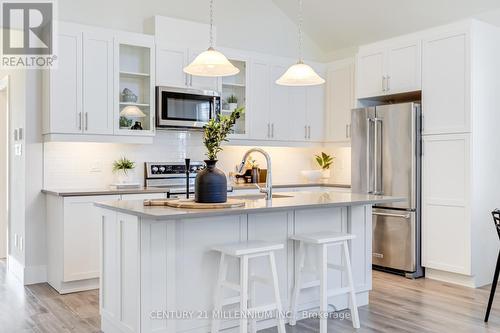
[485,209,500,322]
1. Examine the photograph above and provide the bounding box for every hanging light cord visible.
[209,0,214,48]
[298,0,303,63]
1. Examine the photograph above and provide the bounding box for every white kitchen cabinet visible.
[422,134,471,275]
[420,20,500,287]
[269,63,291,140]
[155,44,188,87]
[43,22,155,143]
[422,31,469,135]
[325,59,355,142]
[306,83,326,141]
[289,86,308,141]
[43,24,82,134]
[356,39,421,99]
[83,31,114,135]
[249,60,271,140]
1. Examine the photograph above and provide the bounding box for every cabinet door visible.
[356,49,385,99]
[63,195,120,281]
[83,32,114,134]
[387,40,421,94]
[422,134,471,274]
[269,64,290,140]
[306,84,325,141]
[49,26,82,134]
[288,87,307,141]
[156,44,188,88]
[326,61,354,142]
[249,61,270,140]
[188,49,219,91]
[422,32,470,134]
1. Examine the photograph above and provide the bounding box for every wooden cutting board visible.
[144,198,245,209]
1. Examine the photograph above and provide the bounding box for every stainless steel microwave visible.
[156,86,221,129]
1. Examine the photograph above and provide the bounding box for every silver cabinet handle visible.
[85,112,88,131]
[78,112,82,130]
[308,125,311,139]
[304,125,307,139]
[348,124,351,138]
[386,76,391,92]
[345,124,349,138]
[267,123,271,138]
[382,76,386,92]
[271,123,274,138]
[190,75,193,86]
[373,211,411,219]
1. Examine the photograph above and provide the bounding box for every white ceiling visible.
[272,0,500,53]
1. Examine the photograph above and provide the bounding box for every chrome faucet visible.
[237,148,272,200]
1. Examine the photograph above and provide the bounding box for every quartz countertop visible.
[231,182,351,190]
[94,190,402,220]
[42,187,171,197]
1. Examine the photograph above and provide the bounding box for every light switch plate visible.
[14,143,22,156]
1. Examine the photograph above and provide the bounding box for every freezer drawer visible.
[372,209,416,272]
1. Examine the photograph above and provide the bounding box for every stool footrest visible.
[328,287,352,297]
[248,303,278,314]
[327,263,345,271]
[221,281,241,292]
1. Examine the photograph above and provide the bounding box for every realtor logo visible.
[1,0,56,68]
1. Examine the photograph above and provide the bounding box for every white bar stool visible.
[211,241,286,333]
[289,231,360,332]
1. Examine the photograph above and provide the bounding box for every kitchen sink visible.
[230,194,294,200]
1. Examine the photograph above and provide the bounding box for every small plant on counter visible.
[315,152,334,170]
[226,94,238,104]
[112,157,135,175]
[203,107,244,161]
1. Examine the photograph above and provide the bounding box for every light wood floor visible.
[2,260,500,332]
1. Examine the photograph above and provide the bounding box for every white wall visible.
[43,132,350,189]
[58,0,326,62]
[0,79,8,259]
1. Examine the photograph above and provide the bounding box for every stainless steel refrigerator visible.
[351,102,423,278]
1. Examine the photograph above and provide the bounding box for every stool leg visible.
[212,253,228,333]
[485,250,500,322]
[240,255,249,333]
[343,241,360,329]
[290,241,305,326]
[269,252,286,333]
[249,269,257,333]
[319,244,328,333]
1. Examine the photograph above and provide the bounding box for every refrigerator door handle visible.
[374,118,383,195]
[366,118,374,194]
[373,211,411,219]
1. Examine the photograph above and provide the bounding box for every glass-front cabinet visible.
[221,55,248,138]
[115,34,155,136]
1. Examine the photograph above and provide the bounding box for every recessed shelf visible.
[119,102,150,107]
[120,71,150,78]
[222,82,245,87]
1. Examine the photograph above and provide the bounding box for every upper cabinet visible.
[422,31,469,135]
[155,44,219,91]
[325,58,355,143]
[356,39,421,99]
[43,22,155,143]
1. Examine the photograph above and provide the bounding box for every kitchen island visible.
[95,190,401,333]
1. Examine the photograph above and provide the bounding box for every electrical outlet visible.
[14,143,22,156]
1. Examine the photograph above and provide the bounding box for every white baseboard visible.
[426,268,476,288]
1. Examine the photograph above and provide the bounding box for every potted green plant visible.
[195,107,244,203]
[112,157,136,184]
[315,152,334,180]
[227,94,238,111]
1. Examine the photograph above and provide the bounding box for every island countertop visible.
[95,190,403,220]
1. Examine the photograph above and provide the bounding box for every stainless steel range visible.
[144,161,206,197]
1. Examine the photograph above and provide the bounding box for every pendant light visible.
[183,0,239,77]
[276,0,325,86]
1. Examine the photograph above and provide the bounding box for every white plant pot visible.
[116,170,134,184]
[321,169,331,181]
[228,103,238,111]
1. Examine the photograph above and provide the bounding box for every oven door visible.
[157,87,220,128]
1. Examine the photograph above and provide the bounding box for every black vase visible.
[195,160,227,203]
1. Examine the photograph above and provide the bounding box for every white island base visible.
[97,193,381,333]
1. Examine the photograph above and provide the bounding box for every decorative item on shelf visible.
[183,0,239,77]
[315,152,334,181]
[121,88,138,103]
[226,94,238,111]
[119,116,133,128]
[112,157,136,184]
[120,106,146,130]
[195,106,244,203]
[276,0,325,86]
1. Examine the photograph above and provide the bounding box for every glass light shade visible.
[120,106,146,118]
[183,47,240,77]
[276,61,325,86]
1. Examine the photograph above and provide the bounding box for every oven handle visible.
[373,211,411,219]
